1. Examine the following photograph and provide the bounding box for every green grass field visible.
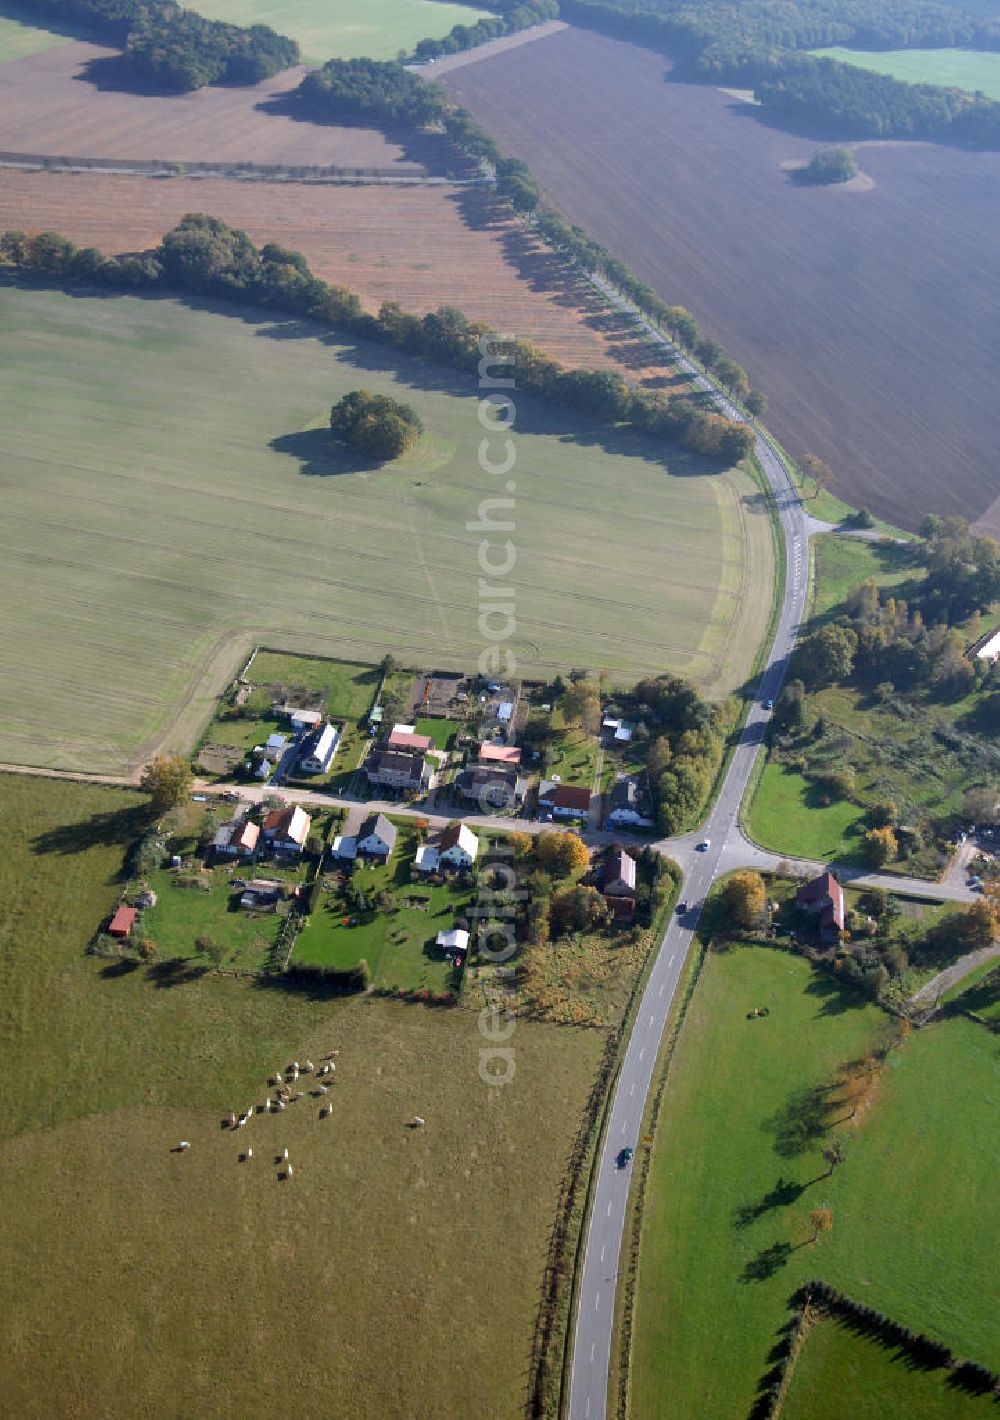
[0,285,771,773]
[193,0,492,63]
[629,948,1000,1418]
[748,760,866,862]
[812,46,1000,101]
[782,1317,998,1419]
[0,7,73,64]
[0,772,603,1418]
[810,536,916,620]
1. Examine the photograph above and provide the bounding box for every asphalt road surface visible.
[566,295,810,1420]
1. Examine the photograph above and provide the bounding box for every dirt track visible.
[443,26,1000,534]
[0,169,678,383]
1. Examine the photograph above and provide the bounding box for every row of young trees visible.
[556,0,1000,148]
[0,217,754,465]
[292,64,767,412]
[20,0,298,90]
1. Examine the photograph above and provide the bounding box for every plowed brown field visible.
[0,170,675,382]
[0,41,430,170]
[442,26,1000,535]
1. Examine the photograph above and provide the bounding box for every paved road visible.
[566,292,813,1420]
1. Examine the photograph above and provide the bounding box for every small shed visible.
[108,905,137,939]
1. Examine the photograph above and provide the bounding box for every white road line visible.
[629,1082,636,1096]
[607,1201,612,1217]
[668,954,675,966]
[639,1048,645,1062]
[600,1245,605,1263]
[658,982,665,996]
[595,1292,601,1311]
[590,1343,596,1363]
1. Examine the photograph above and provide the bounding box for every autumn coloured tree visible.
[863,826,898,868]
[721,870,767,930]
[535,831,590,880]
[140,754,192,814]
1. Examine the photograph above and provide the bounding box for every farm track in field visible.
[441,26,1000,536]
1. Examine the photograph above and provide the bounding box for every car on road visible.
[676,901,687,915]
[763,698,774,710]
[696,839,711,851]
[616,1146,634,1169]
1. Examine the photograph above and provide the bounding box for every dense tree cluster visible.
[630,675,726,835]
[796,145,857,184]
[792,519,1000,696]
[0,216,752,465]
[298,58,448,126]
[20,0,298,90]
[556,0,1000,148]
[414,0,558,61]
[330,390,423,462]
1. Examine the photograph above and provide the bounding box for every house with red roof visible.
[796,870,845,942]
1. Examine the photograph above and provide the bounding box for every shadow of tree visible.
[31,803,149,861]
[268,427,379,476]
[147,957,209,988]
[740,1241,792,1284]
[100,957,142,978]
[733,1175,809,1230]
[762,1082,839,1157]
[253,89,466,176]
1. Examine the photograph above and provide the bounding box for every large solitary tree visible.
[330,390,423,462]
[140,753,192,814]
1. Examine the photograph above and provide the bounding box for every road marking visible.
[595,1292,601,1311]
[586,1397,591,1418]
[668,954,675,966]
[658,982,665,996]
[590,1343,596,1363]
[648,1014,655,1028]
[639,1048,645,1062]
[607,1201,612,1217]
[600,1245,605,1263]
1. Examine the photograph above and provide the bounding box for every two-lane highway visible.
[568,293,814,1420]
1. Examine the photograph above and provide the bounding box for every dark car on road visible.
[617,1146,634,1168]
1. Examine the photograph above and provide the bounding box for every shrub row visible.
[0,218,755,465]
[800,1280,1000,1393]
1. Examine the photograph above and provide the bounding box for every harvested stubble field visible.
[442,27,1000,537]
[0,774,604,1420]
[0,171,676,383]
[0,41,435,170]
[0,283,772,772]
